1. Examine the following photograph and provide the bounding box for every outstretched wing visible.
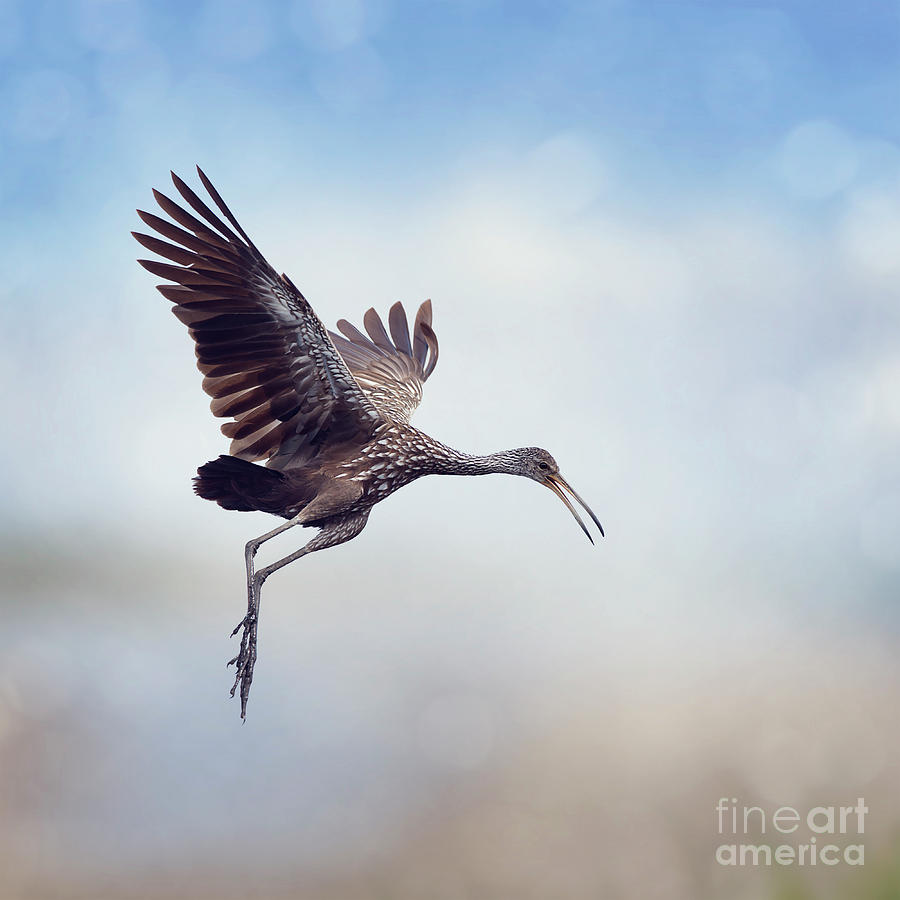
[133,167,383,467]
[328,301,438,424]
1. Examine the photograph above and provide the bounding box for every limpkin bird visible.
[134,168,603,718]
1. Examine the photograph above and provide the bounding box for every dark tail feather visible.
[193,455,286,512]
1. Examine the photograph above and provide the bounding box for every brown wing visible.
[328,300,438,424]
[133,167,383,467]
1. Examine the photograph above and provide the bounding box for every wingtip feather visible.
[413,299,436,373]
[363,307,394,352]
[388,301,413,357]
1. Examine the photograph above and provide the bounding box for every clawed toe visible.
[230,611,255,638]
[227,611,258,718]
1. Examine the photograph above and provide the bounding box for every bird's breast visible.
[328,428,438,503]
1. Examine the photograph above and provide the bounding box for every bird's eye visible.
[538,462,549,470]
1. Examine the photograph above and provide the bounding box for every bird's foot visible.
[227,611,258,720]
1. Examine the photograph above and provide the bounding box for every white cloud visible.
[728,380,816,467]
[860,355,900,435]
[840,182,900,277]
[452,132,608,223]
[777,119,860,199]
[520,132,608,217]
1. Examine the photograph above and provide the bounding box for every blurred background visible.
[2,1,900,897]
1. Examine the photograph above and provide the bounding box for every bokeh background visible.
[2,1,900,897]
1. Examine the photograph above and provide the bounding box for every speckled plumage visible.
[134,168,603,718]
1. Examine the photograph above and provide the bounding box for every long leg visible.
[245,515,302,588]
[227,515,303,695]
[229,510,370,719]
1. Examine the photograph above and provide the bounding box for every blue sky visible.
[4,0,900,214]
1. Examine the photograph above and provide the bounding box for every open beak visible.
[543,473,605,544]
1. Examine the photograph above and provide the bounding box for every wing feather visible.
[412,299,433,370]
[388,303,413,357]
[134,167,383,467]
[328,300,439,424]
[363,308,395,352]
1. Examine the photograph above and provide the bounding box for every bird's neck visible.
[430,445,517,477]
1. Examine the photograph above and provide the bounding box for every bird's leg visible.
[228,515,303,715]
[228,542,318,720]
[228,511,371,719]
[241,514,303,623]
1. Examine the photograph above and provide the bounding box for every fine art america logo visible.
[716,798,867,867]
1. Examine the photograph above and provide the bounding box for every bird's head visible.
[507,447,604,544]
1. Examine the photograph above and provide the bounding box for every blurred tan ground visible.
[1,538,897,900]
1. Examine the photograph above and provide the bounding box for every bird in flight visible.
[134,168,603,718]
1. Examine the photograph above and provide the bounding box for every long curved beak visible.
[543,473,604,544]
